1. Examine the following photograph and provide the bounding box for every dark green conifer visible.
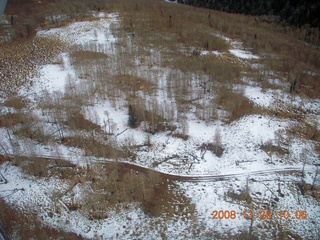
[128,104,137,128]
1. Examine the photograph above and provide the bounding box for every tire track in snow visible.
[7,154,312,183]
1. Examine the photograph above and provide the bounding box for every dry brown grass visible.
[0,154,4,164]
[297,180,320,201]
[15,156,49,177]
[2,96,29,109]
[14,155,78,179]
[172,132,189,141]
[64,111,101,132]
[0,198,85,239]
[227,190,252,204]
[287,121,320,142]
[113,0,319,98]
[215,89,254,122]
[62,136,126,159]
[115,74,156,98]
[80,163,196,219]
[111,0,233,75]
[0,36,67,98]
[259,142,289,157]
[173,55,242,84]
[0,113,29,128]
[70,50,108,64]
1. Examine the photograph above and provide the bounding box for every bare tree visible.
[300,148,308,178]
[181,116,189,136]
[104,111,116,135]
[312,166,319,190]
[214,128,221,154]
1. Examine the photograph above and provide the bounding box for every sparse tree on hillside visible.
[214,128,221,154]
[181,116,189,136]
[104,111,116,135]
[312,166,319,190]
[128,104,137,128]
[300,148,308,178]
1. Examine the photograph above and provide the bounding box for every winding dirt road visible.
[107,160,310,182]
[9,154,313,183]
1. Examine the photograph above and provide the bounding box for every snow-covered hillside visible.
[0,9,319,240]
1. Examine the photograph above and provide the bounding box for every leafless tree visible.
[214,128,221,154]
[312,166,319,190]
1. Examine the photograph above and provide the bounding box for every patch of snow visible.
[244,86,282,108]
[200,50,222,56]
[38,13,118,52]
[34,54,75,94]
[229,49,259,59]
[0,106,16,115]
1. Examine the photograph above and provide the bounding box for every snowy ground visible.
[1,11,319,239]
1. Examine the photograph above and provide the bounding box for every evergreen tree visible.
[128,104,137,128]
[177,0,320,28]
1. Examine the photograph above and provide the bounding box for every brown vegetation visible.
[199,142,224,157]
[0,154,6,165]
[0,199,85,239]
[260,142,289,157]
[2,96,29,109]
[215,89,254,122]
[64,111,101,132]
[2,0,107,41]
[14,155,78,179]
[80,163,196,219]
[115,74,156,98]
[227,190,252,204]
[70,50,108,64]
[62,136,126,159]
[0,113,28,128]
[172,132,189,141]
[0,36,67,98]
[297,180,320,201]
[287,121,320,142]
[112,0,319,99]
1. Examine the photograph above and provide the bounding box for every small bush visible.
[0,154,7,165]
[198,142,224,157]
[64,111,101,132]
[228,190,252,204]
[3,96,28,109]
[208,143,224,157]
[260,142,289,156]
[128,104,137,128]
[172,132,189,141]
[287,121,320,142]
[0,113,28,128]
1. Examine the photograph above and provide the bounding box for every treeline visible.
[176,0,320,28]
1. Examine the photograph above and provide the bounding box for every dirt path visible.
[109,161,307,182]
[7,154,310,183]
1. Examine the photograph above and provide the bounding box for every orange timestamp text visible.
[211,210,308,220]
